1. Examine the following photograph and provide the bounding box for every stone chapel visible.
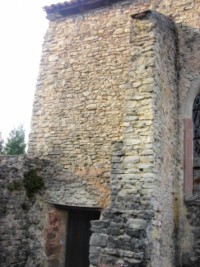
[0,0,200,267]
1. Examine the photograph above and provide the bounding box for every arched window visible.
[193,93,200,195]
[184,79,200,199]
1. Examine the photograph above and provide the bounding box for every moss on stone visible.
[23,169,44,197]
[2,207,7,214]
[7,180,23,191]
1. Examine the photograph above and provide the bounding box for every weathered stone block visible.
[90,233,107,247]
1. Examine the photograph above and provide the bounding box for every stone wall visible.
[28,1,132,188]
[89,10,179,267]
[28,0,200,220]
[0,155,101,267]
[1,0,200,267]
[150,13,179,267]
[0,156,28,267]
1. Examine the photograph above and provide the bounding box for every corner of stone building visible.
[89,8,182,267]
[131,9,181,267]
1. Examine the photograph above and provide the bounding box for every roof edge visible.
[43,0,128,20]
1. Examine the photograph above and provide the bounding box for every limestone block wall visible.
[90,10,179,267]
[28,3,133,187]
[173,1,200,266]
[26,0,200,266]
[28,0,200,204]
[150,13,179,267]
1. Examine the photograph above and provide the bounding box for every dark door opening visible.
[65,208,100,267]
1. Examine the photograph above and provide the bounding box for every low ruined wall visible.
[0,156,28,267]
[0,155,101,267]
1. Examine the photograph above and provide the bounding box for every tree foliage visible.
[0,132,3,154]
[3,125,26,155]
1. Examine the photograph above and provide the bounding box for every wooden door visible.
[65,209,100,267]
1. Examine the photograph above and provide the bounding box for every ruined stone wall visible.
[0,156,70,267]
[0,156,28,267]
[0,152,108,267]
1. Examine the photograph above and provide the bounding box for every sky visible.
[0,0,67,142]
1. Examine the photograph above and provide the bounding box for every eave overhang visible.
[44,0,126,20]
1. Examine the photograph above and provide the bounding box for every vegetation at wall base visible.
[7,180,23,191]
